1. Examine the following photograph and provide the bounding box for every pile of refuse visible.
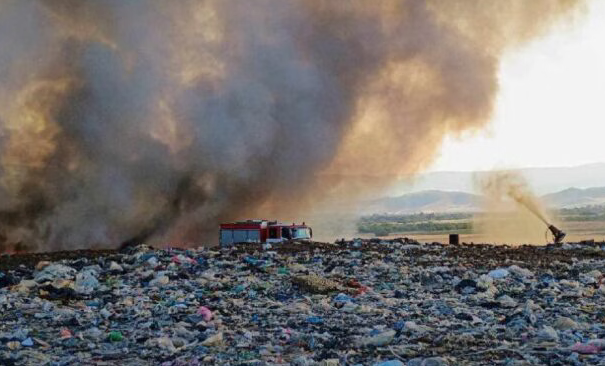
[2,239,605,365]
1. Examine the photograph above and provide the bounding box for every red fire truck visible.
[219,220,312,247]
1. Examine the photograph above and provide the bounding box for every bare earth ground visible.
[355,221,605,246]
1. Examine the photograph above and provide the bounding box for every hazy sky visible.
[430,0,605,172]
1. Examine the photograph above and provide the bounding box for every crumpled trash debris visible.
[407,357,449,366]
[487,268,510,279]
[571,342,603,354]
[197,306,213,321]
[292,274,344,294]
[373,360,404,366]
[307,316,324,324]
[108,261,123,272]
[536,326,559,343]
[1,240,605,364]
[74,268,99,294]
[34,264,76,283]
[455,279,482,294]
[201,332,223,346]
[357,330,396,347]
[0,271,17,288]
[108,331,123,342]
[333,293,354,303]
[553,316,580,331]
[508,265,533,278]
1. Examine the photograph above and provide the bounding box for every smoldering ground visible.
[0,0,585,250]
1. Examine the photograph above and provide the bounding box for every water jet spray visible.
[514,196,566,244]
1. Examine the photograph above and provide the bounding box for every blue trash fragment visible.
[244,256,259,266]
[306,316,323,324]
[394,320,406,331]
[373,360,404,366]
[333,293,353,303]
[488,268,510,279]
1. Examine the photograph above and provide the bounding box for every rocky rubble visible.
[2,240,605,365]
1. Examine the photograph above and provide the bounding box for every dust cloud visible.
[475,171,555,245]
[0,0,585,250]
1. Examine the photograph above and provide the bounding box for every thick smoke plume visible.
[0,0,583,250]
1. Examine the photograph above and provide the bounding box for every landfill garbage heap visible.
[2,239,605,365]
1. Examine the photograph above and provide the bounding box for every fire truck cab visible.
[219,220,312,247]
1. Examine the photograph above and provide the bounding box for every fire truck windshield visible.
[291,228,311,239]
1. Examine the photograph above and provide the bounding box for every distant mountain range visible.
[543,187,605,208]
[367,190,481,214]
[366,186,605,214]
[388,163,605,196]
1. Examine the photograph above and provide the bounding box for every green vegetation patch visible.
[358,213,473,236]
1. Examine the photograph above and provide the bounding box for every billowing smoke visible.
[0,0,584,251]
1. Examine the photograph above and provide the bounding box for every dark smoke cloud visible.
[0,0,584,250]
